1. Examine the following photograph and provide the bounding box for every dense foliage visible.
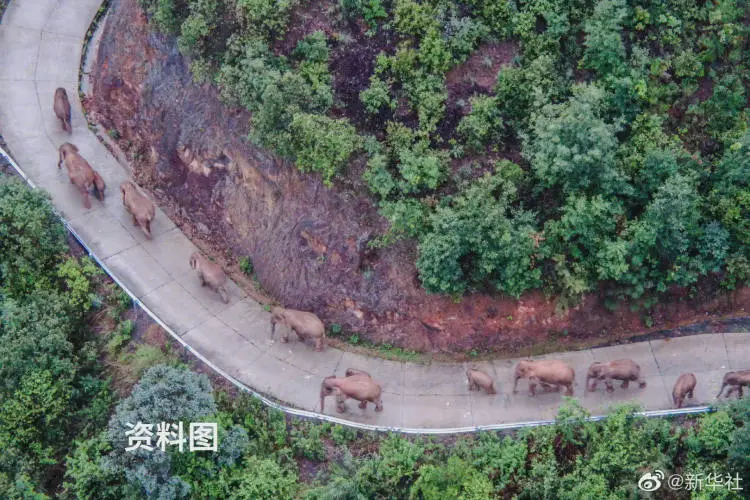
[139,0,750,306]
[0,179,113,497]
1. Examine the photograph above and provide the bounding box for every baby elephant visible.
[585,359,647,394]
[53,87,72,133]
[513,359,575,397]
[466,368,496,395]
[270,306,326,351]
[320,374,383,413]
[189,252,230,303]
[58,142,105,209]
[716,370,750,399]
[673,373,697,408]
[120,181,156,238]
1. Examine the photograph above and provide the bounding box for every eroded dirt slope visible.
[87,0,749,354]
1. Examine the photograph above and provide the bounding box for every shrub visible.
[235,0,297,40]
[709,131,750,248]
[178,0,220,58]
[581,0,627,76]
[418,28,453,74]
[139,0,188,34]
[417,171,540,297]
[403,73,447,134]
[104,365,217,498]
[393,0,438,37]
[363,153,397,198]
[374,198,428,246]
[339,0,387,30]
[525,83,626,196]
[441,12,489,63]
[292,31,329,63]
[239,256,254,275]
[289,113,362,186]
[409,456,493,499]
[360,75,395,114]
[0,179,67,298]
[456,95,504,152]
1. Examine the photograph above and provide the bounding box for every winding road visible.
[0,0,747,431]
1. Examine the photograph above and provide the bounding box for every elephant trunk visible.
[512,375,520,393]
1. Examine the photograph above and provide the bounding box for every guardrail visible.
[0,143,717,434]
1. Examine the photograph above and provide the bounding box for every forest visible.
[0,175,747,498]
[134,0,750,308]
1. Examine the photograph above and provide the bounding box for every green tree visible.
[456,95,504,152]
[103,365,217,498]
[417,171,540,297]
[409,456,493,499]
[235,0,298,40]
[525,84,627,196]
[0,179,67,298]
[581,0,627,76]
[289,113,362,186]
[710,132,750,249]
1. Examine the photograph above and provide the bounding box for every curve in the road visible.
[0,0,746,432]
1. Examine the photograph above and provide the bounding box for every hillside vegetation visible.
[138,0,749,308]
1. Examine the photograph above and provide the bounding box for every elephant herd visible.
[53,87,231,303]
[53,87,750,418]
[475,359,750,410]
[318,357,750,416]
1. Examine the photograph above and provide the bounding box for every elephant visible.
[585,359,647,394]
[716,370,750,399]
[345,368,372,378]
[513,359,575,396]
[53,87,72,133]
[189,252,230,303]
[57,142,105,209]
[270,306,326,351]
[466,368,496,395]
[672,373,697,408]
[320,374,383,413]
[120,181,156,238]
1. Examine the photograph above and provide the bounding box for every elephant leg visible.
[374,398,383,412]
[199,274,206,287]
[726,387,737,398]
[638,379,647,388]
[621,380,630,389]
[79,188,92,209]
[132,214,139,226]
[589,380,598,392]
[687,389,694,399]
[358,400,367,409]
[528,377,538,397]
[605,380,615,393]
[335,391,347,413]
[314,338,323,352]
[738,386,744,399]
[564,383,574,396]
